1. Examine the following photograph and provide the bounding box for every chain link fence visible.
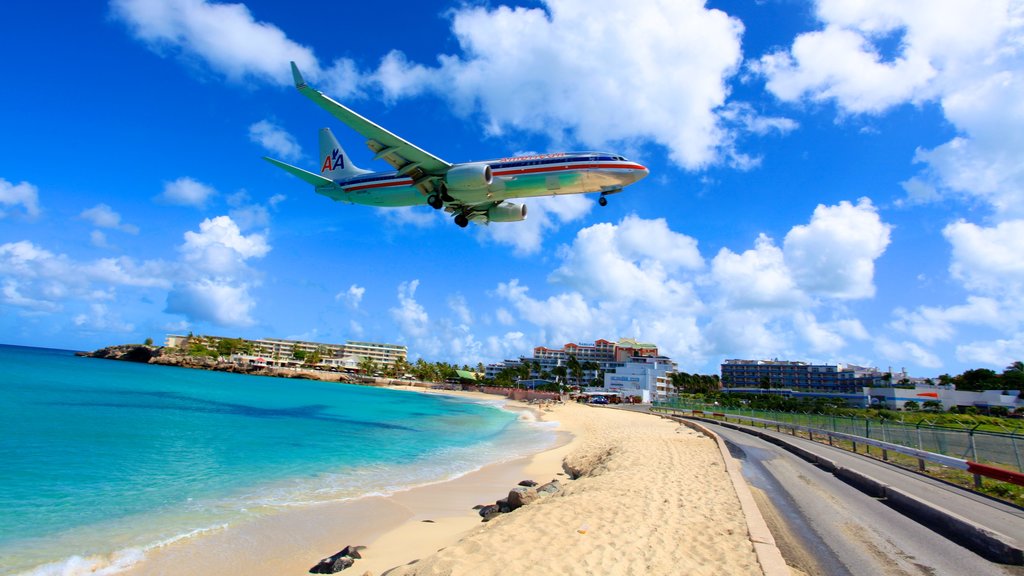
[655,399,1024,472]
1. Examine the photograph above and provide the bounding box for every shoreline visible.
[119,388,572,576]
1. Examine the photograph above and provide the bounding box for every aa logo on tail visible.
[321,148,345,172]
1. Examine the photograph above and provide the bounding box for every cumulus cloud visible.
[180,215,269,275]
[874,337,942,369]
[482,195,592,255]
[888,218,1024,368]
[756,1,1024,216]
[249,120,302,161]
[377,206,441,229]
[710,234,804,309]
[487,203,890,366]
[115,0,790,172]
[80,204,139,234]
[391,280,429,338]
[166,215,269,327]
[0,178,40,219]
[337,284,365,309]
[373,0,750,169]
[957,334,1024,367]
[943,219,1024,295]
[783,198,891,299]
[166,278,258,327]
[0,240,171,317]
[549,214,703,307]
[158,177,217,207]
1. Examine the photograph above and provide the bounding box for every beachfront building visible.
[487,338,674,402]
[721,359,888,394]
[601,355,678,403]
[164,334,407,371]
[717,358,1024,411]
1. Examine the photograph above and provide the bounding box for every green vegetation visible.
[938,361,1024,391]
[670,372,720,395]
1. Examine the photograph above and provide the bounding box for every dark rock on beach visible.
[309,545,364,573]
[478,504,500,518]
[537,480,562,497]
[517,479,538,487]
[506,486,538,510]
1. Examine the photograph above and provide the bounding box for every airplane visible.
[264,62,649,228]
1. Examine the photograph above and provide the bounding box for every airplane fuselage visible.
[316,152,648,207]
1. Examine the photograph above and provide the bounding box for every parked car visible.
[589,395,609,405]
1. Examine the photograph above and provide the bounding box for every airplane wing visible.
[290,62,451,193]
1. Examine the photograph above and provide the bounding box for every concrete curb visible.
[682,414,1024,566]
[667,415,790,576]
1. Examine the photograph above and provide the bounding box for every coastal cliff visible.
[77,345,361,384]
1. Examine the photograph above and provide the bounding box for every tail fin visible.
[318,128,368,180]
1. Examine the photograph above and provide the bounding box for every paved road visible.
[702,419,1024,576]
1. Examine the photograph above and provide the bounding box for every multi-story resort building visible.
[164,334,406,372]
[487,338,675,402]
[720,359,887,394]
[720,358,1023,412]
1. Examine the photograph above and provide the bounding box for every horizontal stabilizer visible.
[263,157,335,187]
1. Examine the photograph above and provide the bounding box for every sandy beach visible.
[125,389,767,575]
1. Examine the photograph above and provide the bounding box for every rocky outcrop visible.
[506,486,538,510]
[475,477,563,522]
[80,345,359,384]
[79,344,162,363]
[309,545,364,573]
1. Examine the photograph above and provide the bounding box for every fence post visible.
[970,424,982,489]
[865,418,871,455]
[1011,430,1022,473]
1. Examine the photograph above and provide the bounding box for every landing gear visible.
[427,194,443,209]
[454,213,469,228]
[598,195,608,207]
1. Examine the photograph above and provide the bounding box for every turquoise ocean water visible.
[0,345,555,575]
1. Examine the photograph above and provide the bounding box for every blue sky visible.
[2,0,1023,377]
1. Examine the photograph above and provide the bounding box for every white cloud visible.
[943,219,1024,295]
[158,177,217,207]
[549,214,703,308]
[0,240,171,318]
[783,198,891,299]
[249,120,301,161]
[90,230,110,249]
[115,0,788,171]
[481,195,592,255]
[495,307,515,326]
[180,215,269,274]
[166,278,257,327]
[377,206,441,229]
[956,334,1024,368]
[375,0,747,169]
[756,0,1024,216]
[166,215,270,327]
[80,204,139,234]
[710,234,804,309]
[889,297,1009,345]
[72,303,135,333]
[0,178,40,219]
[874,337,942,369]
[337,284,365,309]
[391,280,429,338]
[486,203,892,367]
[111,0,317,85]
[448,294,472,325]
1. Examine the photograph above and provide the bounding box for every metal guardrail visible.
[655,401,1024,473]
[652,406,1024,488]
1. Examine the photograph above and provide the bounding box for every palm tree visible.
[566,354,582,388]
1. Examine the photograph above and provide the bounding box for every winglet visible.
[290,61,307,90]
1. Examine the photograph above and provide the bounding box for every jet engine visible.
[487,202,528,222]
[445,163,493,191]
